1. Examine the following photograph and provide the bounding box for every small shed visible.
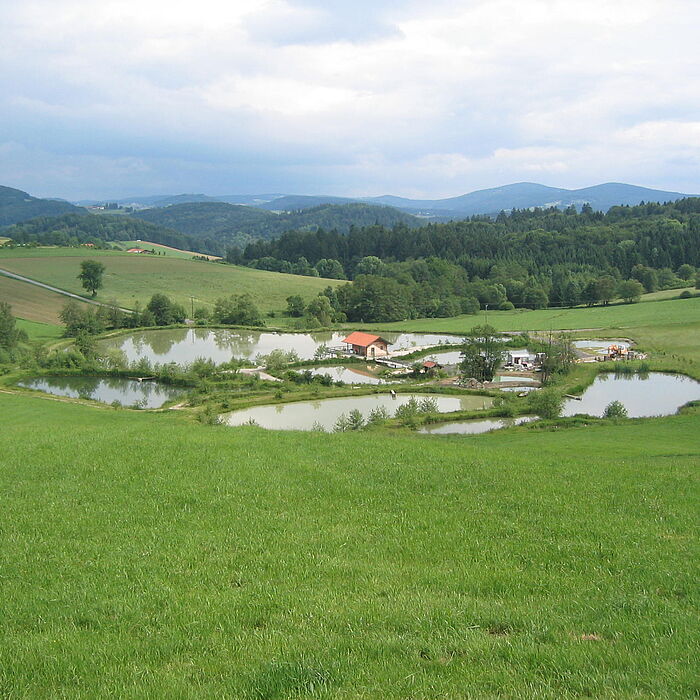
[422,360,441,370]
[342,332,391,359]
[506,350,535,366]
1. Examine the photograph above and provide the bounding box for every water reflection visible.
[99,329,463,365]
[563,372,700,417]
[19,376,185,408]
[419,416,538,435]
[221,393,493,431]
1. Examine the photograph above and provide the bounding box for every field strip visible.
[0,266,132,313]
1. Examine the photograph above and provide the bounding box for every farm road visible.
[0,266,132,313]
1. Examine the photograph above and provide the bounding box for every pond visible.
[492,375,540,384]
[221,393,493,431]
[18,376,186,408]
[98,329,463,365]
[573,339,630,355]
[420,349,463,365]
[563,372,700,418]
[305,365,391,385]
[419,416,538,435]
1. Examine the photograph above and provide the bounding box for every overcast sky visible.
[1,0,698,200]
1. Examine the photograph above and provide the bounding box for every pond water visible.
[499,385,538,393]
[420,350,463,365]
[99,329,462,365]
[18,376,185,408]
[563,372,700,418]
[573,339,630,355]
[221,393,493,431]
[419,416,538,435]
[492,375,540,384]
[305,365,390,385]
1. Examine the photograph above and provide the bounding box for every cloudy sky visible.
[1,0,698,200]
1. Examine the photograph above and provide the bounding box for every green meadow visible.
[1,391,698,698]
[0,247,342,318]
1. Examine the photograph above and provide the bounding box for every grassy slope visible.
[0,391,697,698]
[15,318,64,342]
[111,240,222,260]
[0,274,92,325]
[0,248,341,314]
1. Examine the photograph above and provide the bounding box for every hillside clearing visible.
[111,240,222,260]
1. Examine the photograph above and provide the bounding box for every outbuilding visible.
[342,332,391,359]
[506,350,536,366]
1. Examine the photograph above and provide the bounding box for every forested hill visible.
[131,201,422,246]
[2,213,224,256]
[0,185,83,226]
[240,198,700,276]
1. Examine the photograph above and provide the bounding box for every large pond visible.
[419,416,538,435]
[221,393,493,431]
[563,372,700,418]
[18,376,186,408]
[99,329,463,365]
[573,339,630,355]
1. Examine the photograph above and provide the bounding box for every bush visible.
[603,400,628,418]
[679,290,693,299]
[527,387,564,419]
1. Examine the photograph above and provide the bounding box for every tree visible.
[617,279,644,303]
[146,294,185,326]
[314,258,346,279]
[213,294,263,326]
[595,276,617,305]
[527,387,564,419]
[59,300,106,336]
[0,302,26,350]
[354,256,386,278]
[533,333,576,384]
[286,295,306,317]
[78,260,105,296]
[306,295,334,326]
[677,263,695,281]
[522,284,549,309]
[459,324,505,382]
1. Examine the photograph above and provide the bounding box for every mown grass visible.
[0,247,341,315]
[0,391,697,698]
[0,274,93,324]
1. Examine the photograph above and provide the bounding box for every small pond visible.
[563,372,700,418]
[18,376,186,408]
[420,350,463,365]
[419,415,538,435]
[221,393,493,431]
[305,365,391,385]
[573,339,630,355]
[492,375,540,384]
[99,329,463,365]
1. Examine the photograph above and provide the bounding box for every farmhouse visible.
[127,247,148,254]
[342,332,391,359]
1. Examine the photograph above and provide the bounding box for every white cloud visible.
[0,0,698,198]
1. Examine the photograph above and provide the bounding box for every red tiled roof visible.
[342,331,388,347]
[423,360,438,368]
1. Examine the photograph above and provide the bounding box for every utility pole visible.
[190,296,194,319]
[484,303,489,325]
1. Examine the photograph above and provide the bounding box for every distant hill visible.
[364,182,697,217]
[3,213,224,257]
[0,185,83,227]
[131,201,421,245]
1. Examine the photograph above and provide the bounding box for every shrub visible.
[527,387,564,419]
[603,400,628,418]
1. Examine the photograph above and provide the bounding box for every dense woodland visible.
[234,198,700,320]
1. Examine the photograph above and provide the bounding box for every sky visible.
[1,0,699,200]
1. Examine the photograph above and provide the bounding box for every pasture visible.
[0,390,697,698]
[0,247,341,315]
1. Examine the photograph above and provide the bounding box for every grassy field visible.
[363,295,700,335]
[0,274,93,325]
[0,247,341,315]
[15,318,64,342]
[111,240,222,260]
[0,390,697,698]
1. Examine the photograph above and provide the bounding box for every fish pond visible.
[419,416,538,435]
[99,329,462,365]
[18,376,186,408]
[221,393,493,431]
[563,372,700,418]
[305,365,391,385]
